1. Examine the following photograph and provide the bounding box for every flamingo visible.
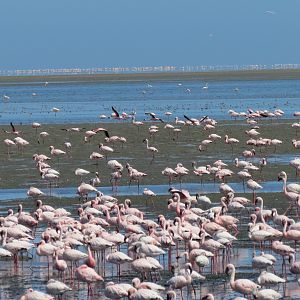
[51,107,60,115]
[37,240,57,271]
[14,137,29,153]
[46,279,72,297]
[175,163,189,186]
[27,186,44,197]
[242,149,256,159]
[49,145,66,165]
[257,270,285,286]
[17,204,38,228]
[143,188,156,206]
[166,263,193,299]
[192,162,210,186]
[143,138,158,160]
[278,171,300,214]
[110,170,122,190]
[290,159,300,176]
[289,253,300,276]
[49,145,66,156]
[162,167,178,185]
[4,122,22,135]
[89,152,104,167]
[77,182,98,200]
[3,138,16,156]
[225,263,260,297]
[53,250,68,279]
[104,281,132,299]
[247,179,262,203]
[89,172,101,187]
[175,117,185,126]
[75,168,90,182]
[282,219,300,249]
[131,256,163,280]
[224,134,239,152]
[75,264,103,296]
[252,254,274,271]
[107,159,123,171]
[127,288,163,300]
[99,143,114,160]
[131,277,165,291]
[85,245,96,268]
[271,139,282,152]
[126,164,147,190]
[0,230,13,258]
[20,289,54,300]
[272,240,295,274]
[252,288,281,300]
[145,112,164,122]
[245,129,260,138]
[132,116,144,132]
[106,251,133,277]
[39,131,50,144]
[1,229,33,266]
[31,122,41,134]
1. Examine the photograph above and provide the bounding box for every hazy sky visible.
[1,0,299,70]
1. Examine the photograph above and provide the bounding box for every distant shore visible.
[1,69,300,85]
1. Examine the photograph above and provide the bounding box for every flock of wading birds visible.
[3,108,300,300]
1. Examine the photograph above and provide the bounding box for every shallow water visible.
[1,79,300,125]
[0,180,290,201]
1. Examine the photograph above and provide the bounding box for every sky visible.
[0,0,299,70]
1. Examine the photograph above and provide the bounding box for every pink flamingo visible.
[161,167,178,185]
[3,138,16,157]
[75,264,103,297]
[166,263,193,299]
[53,250,68,280]
[282,219,300,249]
[225,263,260,297]
[224,134,239,152]
[37,240,57,273]
[127,288,163,300]
[20,288,54,300]
[272,240,295,274]
[46,279,72,297]
[104,281,132,299]
[85,245,96,268]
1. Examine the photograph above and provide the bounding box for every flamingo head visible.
[225,263,234,275]
[278,171,286,181]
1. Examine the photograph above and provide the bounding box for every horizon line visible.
[1,63,300,77]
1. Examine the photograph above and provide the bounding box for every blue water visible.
[1,78,300,125]
[0,180,284,201]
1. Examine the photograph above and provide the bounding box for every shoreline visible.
[1,69,300,85]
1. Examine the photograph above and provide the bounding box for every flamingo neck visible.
[104,208,111,221]
[18,206,22,218]
[1,230,7,247]
[229,267,236,288]
[282,177,288,193]
[290,254,296,265]
[258,206,266,225]
[283,221,288,236]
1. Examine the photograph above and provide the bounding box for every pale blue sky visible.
[0,0,299,70]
